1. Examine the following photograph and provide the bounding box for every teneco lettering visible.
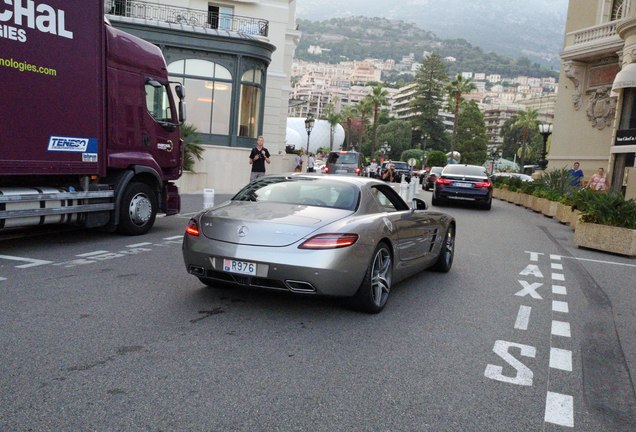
[48,136,89,152]
[0,0,74,43]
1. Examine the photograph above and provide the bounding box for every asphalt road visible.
[1,189,635,431]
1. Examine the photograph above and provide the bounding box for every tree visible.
[514,108,540,172]
[426,150,447,167]
[376,120,412,160]
[411,53,449,152]
[340,105,359,150]
[355,98,373,152]
[365,84,389,159]
[455,100,488,165]
[401,149,426,168]
[181,123,204,172]
[322,104,343,151]
[445,74,476,153]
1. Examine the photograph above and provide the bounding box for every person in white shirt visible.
[307,153,316,173]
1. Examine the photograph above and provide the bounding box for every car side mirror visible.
[412,198,427,211]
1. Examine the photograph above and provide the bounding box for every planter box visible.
[493,188,503,200]
[574,222,636,257]
[569,210,582,230]
[541,199,558,218]
[555,203,573,224]
[530,196,544,212]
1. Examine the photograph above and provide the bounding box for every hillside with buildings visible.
[296,0,568,69]
[296,17,559,81]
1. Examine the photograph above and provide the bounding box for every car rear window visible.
[443,165,487,177]
[233,177,359,210]
[328,152,359,164]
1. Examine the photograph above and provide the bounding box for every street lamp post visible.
[380,141,391,162]
[304,114,315,156]
[538,123,553,171]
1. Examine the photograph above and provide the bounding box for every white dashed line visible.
[126,242,153,248]
[76,250,110,257]
[550,254,562,261]
[551,321,571,338]
[0,277,6,281]
[552,285,567,295]
[163,235,183,240]
[0,255,54,268]
[551,263,563,270]
[552,300,569,313]
[514,305,532,330]
[551,273,565,281]
[545,392,574,427]
[549,348,573,372]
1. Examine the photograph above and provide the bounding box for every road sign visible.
[407,158,416,167]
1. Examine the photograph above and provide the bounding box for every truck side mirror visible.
[175,84,185,100]
[178,101,186,124]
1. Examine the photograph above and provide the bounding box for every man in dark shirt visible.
[568,161,584,188]
[249,135,271,181]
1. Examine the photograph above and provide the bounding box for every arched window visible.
[168,59,232,135]
[238,68,263,137]
[611,0,625,21]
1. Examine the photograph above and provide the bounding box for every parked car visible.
[182,175,456,313]
[423,166,444,190]
[325,151,365,176]
[379,161,411,182]
[432,164,493,210]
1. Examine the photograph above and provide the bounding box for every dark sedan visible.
[423,166,443,191]
[432,164,493,210]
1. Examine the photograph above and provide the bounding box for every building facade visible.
[553,0,636,196]
[107,0,300,193]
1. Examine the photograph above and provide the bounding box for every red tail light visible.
[355,167,361,174]
[324,166,329,173]
[436,177,452,185]
[299,233,359,249]
[475,181,492,188]
[186,219,200,236]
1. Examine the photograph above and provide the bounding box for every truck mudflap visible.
[163,182,180,216]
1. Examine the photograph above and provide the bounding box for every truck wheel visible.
[118,182,157,235]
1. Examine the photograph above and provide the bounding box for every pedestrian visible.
[248,135,271,182]
[586,167,609,192]
[568,161,584,189]
[368,159,377,178]
[382,164,396,182]
[294,151,303,172]
[307,153,315,173]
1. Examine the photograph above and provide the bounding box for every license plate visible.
[223,259,256,275]
[336,169,347,173]
[453,182,473,188]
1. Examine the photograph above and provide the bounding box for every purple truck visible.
[0,1,186,235]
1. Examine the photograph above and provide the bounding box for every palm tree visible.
[323,104,343,151]
[340,105,358,150]
[367,85,389,159]
[513,108,539,173]
[356,98,373,152]
[445,74,476,154]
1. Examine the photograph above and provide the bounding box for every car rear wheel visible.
[431,224,455,272]
[431,194,441,206]
[483,199,492,210]
[351,242,392,313]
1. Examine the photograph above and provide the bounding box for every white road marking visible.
[551,273,565,281]
[550,254,562,261]
[524,251,544,262]
[0,277,6,281]
[545,392,574,427]
[515,280,543,299]
[163,235,183,240]
[550,348,573,371]
[76,250,110,257]
[552,321,571,338]
[0,255,54,268]
[552,300,569,313]
[552,254,636,268]
[552,285,567,295]
[519,264,543,277]
[551,263,563,270]
[514,305,532,330]
[484,340,536,386]
[126,242,153,248]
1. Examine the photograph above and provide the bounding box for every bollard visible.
[203,188,215,209]
[399,177,409,201]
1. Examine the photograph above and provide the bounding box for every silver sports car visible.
[182,174,456,313]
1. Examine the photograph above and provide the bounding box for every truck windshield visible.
[145,82,173,122]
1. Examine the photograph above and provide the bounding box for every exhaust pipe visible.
[286,280,316,293]
[189,265,205,276]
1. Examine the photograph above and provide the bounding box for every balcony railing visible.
[107,0,269,37]
[570,21,618,45]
